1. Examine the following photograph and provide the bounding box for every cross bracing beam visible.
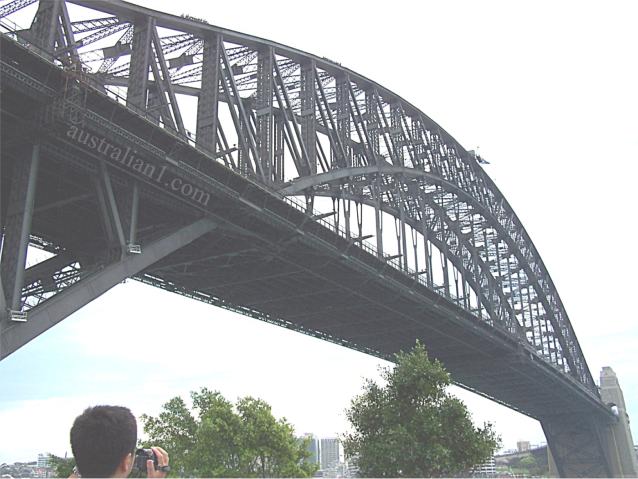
[0,218,217,360]
[70,16,120,33]
[0,0,37,19]
[21,252,76,292]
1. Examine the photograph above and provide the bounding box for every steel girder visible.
[285,174,521,335]
[0,218,217,360]
[1,144,40,312]
[281,167,568,368]
[0,0,598,421]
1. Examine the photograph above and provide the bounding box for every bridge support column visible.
[598,367,638,477]
[544,368,638,477]
[0,218,217,361]
[542,412,611,477]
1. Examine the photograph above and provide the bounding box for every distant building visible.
[320,438,340,471]
[344,455,359,478]
[472,455,496,477]
[517,440,531,452]
[37,454,50,469]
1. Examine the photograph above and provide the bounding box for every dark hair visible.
[70,405,137,477]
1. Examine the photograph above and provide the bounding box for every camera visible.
[132,448,159,474]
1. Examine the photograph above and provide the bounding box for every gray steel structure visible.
[0,1,628,476]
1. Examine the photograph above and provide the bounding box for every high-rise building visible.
[320,438,340,471]
[301,434,320,465]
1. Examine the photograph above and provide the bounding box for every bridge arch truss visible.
[1,1,622,475]
[0,0,595,395]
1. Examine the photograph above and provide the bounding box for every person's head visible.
[70,405,137,477]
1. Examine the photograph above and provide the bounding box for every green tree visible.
[49,454,75,478]
[141,388,316,477]
[519,454,537,469]
[343,342,500,477]
[515,453,547,477]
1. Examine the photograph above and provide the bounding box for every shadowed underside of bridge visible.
[0,1,626,476]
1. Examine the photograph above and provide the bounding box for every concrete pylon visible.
[545,367,637,477]
[599,367,638,477]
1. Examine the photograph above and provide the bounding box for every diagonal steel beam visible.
[0,276,6,321]
[129,182,139,245]
[314,68,348,168]
[346,82,376,165]
[272,59,312,176]
[0,144,40,311]
[151,27,186,135]
[271,70,303,176]
[98,160,126,250]
[218,42,261,177]
[0,218,217,361]
[57,0,80,66]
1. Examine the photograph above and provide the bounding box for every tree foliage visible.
[141,388,316,477]
[343,342,500,477]
[48,454,75,478]
[509,452,548,477]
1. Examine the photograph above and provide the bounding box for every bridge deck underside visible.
[0,36,602,422]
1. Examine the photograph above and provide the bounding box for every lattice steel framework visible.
[1,2,622,476]
[0,0,632,474]
[4,0,593,386]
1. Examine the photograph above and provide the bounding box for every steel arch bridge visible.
[0,1,628,476]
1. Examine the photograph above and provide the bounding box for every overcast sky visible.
[1,0,637,464]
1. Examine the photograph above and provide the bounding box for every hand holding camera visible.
[132,447,170,478]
